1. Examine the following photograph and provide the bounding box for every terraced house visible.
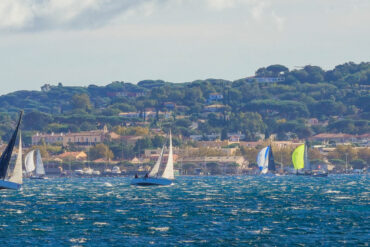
[32,126,109,146]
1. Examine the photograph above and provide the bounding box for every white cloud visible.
[0,0,34,29]
[250,1,269,20]
[0,0,288,32]
[0,0,166,31]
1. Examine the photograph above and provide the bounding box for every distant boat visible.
[256,145,276,175]
[131,131,174,186]
[292,143,328,177]
[25,149,47,179]
[111,166,121,175]
[75,167,94,176]
[0,112,23,190]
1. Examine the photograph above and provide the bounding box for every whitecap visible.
[149,226,169,232]
[335,196,353,200]
[69,238,87,243]
[324,190,341,194]
[104,182,113,187]
[248,230,261,235]
[93,222,109,226]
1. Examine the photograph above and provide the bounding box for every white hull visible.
[131,177,172,186]
[0,180,22,190]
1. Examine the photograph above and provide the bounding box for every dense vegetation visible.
[0,62,368,146]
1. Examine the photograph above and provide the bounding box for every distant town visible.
[0,62,368,176]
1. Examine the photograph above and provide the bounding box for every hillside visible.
[0,62,369,144]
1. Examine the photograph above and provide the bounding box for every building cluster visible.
[32,125,109,146]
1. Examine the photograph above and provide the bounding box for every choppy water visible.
[0,175,369,246]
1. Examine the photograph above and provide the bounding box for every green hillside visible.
[0,62,369,144]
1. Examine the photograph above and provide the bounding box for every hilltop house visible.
[119,110,170,119]
[208,93,223,103]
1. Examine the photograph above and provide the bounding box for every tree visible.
[23,111,53,131]
[327,145,357,162]
[151,135,165,148]
[182,163,196,175]
[72,93,92,111]
[229,112,266,140]
[206,162,221,175]
[350,159,366,169]
[133,137,152,155]
[266,64,289,76]
[88,143,114,161]
[357,148,370,164]
[221,128,228,141]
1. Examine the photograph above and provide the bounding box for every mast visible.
[0,111,23,180]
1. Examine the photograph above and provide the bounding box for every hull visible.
[0,180,22,190]
[131,177,173,186]
[312,173,328,177]
[260,172,275,176]
[296,171,328,177]
[296,173,312,176]
[30,176,48,180]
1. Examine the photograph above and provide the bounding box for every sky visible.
[0,0,369,95]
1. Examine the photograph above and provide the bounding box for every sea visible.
[0,175,369,246]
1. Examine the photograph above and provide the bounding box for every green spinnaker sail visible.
[292,144,305,170]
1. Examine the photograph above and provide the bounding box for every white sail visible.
[35,149,45,176]
[161,131,174,180]
[149,145,165,177]
[25,150,36,173]
[8,134,23,184]
[257,146,269,173]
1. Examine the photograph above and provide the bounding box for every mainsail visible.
[0,111,23,180]
[161,131,174,180]
[292,144,305,170]
[8,134,23,184]
[25,150,36,173]
[148,145,165,177]
[35,149,45,176]
[267,146,276,171]
[257,146,269,173]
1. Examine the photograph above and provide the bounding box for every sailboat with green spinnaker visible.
[292,142,328,177]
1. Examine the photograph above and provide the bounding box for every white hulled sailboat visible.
[131,131,174,186]
[0,112,23,190]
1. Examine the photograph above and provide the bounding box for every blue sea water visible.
[0,175,369,246]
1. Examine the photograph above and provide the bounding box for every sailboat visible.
[25,149,47,179]
[131,131,174,186]
[0,112,23,190]
[292,143,328,177]
[256,145,276,175]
